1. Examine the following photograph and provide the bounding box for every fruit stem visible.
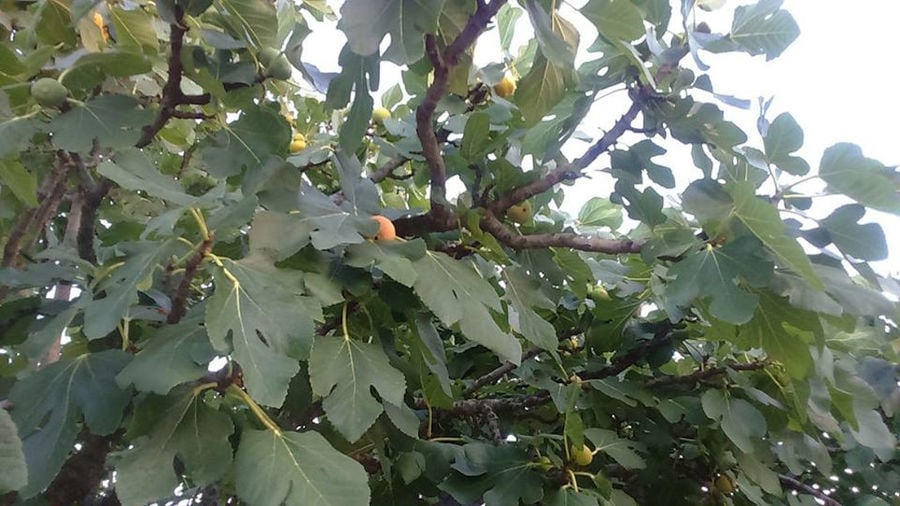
[566,469,580,492]
[227,384,282,435]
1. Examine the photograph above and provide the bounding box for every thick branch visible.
[480,212,643,253]
[415,0,506,223]
[778,475,842,506]
[77,179,112,264]
[136,8,187,148]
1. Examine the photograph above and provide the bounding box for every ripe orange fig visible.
[371,215,396,241]
[493,75,516,98]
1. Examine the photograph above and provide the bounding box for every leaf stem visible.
[190,208,210,241]
[118,318,130,351]
[342,302,350,341]
[227,384,282,435]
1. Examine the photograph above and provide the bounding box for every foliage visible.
[0,0,897,505]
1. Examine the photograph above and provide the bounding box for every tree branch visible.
[370,155,409,183]
[778,474,842,506]
[415,0,507,224]
[480,212,643,253]
[77,178,112,264]
[1,155,70,268]
[488,93,646,216]
[646,362,769,387]
[166,235,213,324]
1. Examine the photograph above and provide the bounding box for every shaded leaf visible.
[235,429,370,505]
[9,351,131,498]
[729,182,822,289]
[819,143,900,214]
[84,240,181,339]
[309,336,406,442]
[412,251,522,364]
[200,106,290,178]
[667,236,772,324]
[0,409,27,493]
[584,428,646,469]
[338,0,443,64]
[503,268,558,351]
[49,95,154,153]
[115,386,234,505]
[116,311,216,395]
[206,257,319,407]
[821,204,888,261]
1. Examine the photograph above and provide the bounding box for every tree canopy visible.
[0,0,898,505]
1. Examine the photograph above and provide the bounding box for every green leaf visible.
[215,0,278,47]
[84,240,181,339]
[545,488,600,506]
[58,51,153,91]
[309,336,406,442]
[0,158,38,207]
[728,182,823,289]
[582,0,645,42]
[441,443,544,506]
[764,112,809,176]
[849,407,896,453]
[681,179,734,234]
[0,116,40,160]
[200,106,291,178]
[297,183,374,249]
[33,0,77,47]
[97,148,201,207]
[338,0,443,64]
[235,429,370,505]
[524,1,577,68]
[248,211,314,260]
[206,257,319,407]
[821,205,888,261]
[728,0,799,60]
[49,95,154,152]
[667,236,772,324]
[109,6,159,53]
[819,143,900,214]
[114,386,234,506]
[702,390,766,453]
[116,311,217,395]
[503,268,559,351]
[731,292,821,378]
[577,198,622,229]
[497,3,523,52]
[584,428,646,469]
[412,251,522,364]
[9,350,131,498]
[514,29,577,125]
[460,111,491,162]
[0,409,27,494]
[345,239,427,287]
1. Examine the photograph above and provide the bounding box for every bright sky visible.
[305,0,898,274]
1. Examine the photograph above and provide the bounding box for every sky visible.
[304,0,898,275]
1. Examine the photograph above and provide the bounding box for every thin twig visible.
[778,475,842,506]
[646,362,769,387]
